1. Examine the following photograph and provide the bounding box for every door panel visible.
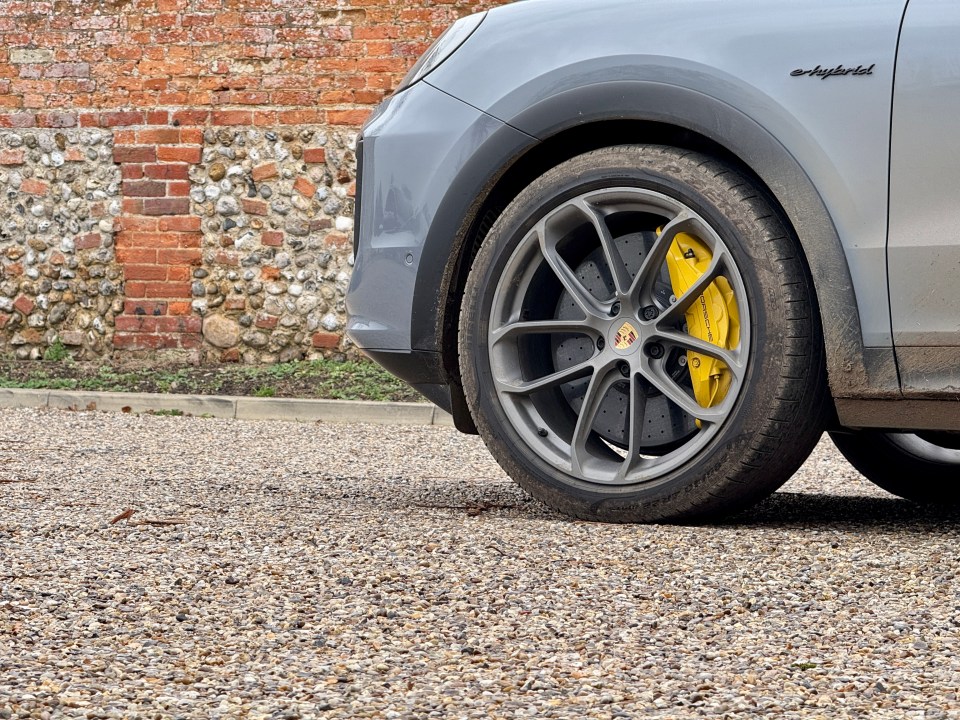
[889,0,960,348]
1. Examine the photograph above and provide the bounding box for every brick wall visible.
[0,0,505,362]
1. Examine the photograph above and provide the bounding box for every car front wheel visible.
[459,145,828,523]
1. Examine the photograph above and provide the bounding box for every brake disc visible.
[552,231,697,453]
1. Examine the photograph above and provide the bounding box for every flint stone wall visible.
[0,129,122,359]
[193,126,356,364]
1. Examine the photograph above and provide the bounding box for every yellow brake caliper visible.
[664,232,740,410]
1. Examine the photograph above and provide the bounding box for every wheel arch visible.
[420,81,872,429]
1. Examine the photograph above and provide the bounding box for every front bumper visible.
[346,81,506,354]
[345,81,533,418]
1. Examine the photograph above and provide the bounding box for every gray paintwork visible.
[347,82,529,351]
[889,0,960,348]
[346,0,960,423]
[426,0,905,348]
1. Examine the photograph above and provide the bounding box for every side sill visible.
[836,398,960,432]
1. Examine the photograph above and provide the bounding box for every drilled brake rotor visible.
[552,231,698,453]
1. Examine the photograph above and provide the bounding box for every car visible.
[346,0,960,523]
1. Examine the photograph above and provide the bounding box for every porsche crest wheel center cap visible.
[613,320,640,352]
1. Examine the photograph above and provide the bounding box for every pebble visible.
[0,416,957,719]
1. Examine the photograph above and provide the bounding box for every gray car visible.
[346,0,960,522]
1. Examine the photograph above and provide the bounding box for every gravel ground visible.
[1,407,959,719]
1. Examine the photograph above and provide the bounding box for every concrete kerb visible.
[0,388,454,427]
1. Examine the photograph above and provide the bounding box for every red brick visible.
[251,162,278,181]
[156,316,201,333]
[0,113,36,128]
[13,295,34,315]
[124,264,168,280]
[324,231,350,248]
[168,181,191,197]
[328,109,370,126]
[142,197,190,215]
[159,216,202,232]
[123,180,166,197]
[278,109,325,125]
[144,163,189,180]
[101,110,145,127]
[113,145,156,163]
[75,232,102,250]
[157,248,201,264]
[113,333,163,350]
[171,109,209,126]
[179,128,204,144]
[119,217,159,232]
[255,314,278,329]
[146,110,170,125]
[312,332,340,349]
[225,297,246,311]
[116,315,158,332]
[212,109,252,125]
[36,112,76,128]
[167,266,191,282]
[261,231,283,247]
[293,176,317,198]
[143,281,191,298]
[241,198,268,216]
[156,145,201,163]
[303,147,326,164]
[0,149,25,165]
[124,300,167,316]
[138,128,181,144]
[45,62,90,78]
[20,178,48,195]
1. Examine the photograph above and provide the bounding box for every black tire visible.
[829,430,960,504]
[459,145,828,523]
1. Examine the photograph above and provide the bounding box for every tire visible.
[829,430,960,504]
[458,145,828,523]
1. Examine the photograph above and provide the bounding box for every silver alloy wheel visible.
[487,187,751,486]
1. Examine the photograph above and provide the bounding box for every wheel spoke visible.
[656,248,729,326]
[616,373,649,481]
[570,363,621,475]
[494,358,594,396]
[627,212,695,303]
[538,219,608,318]
[573,198,632,296]
[653,329,745,380]
[639,356,728,423]
[491,319,597,345]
